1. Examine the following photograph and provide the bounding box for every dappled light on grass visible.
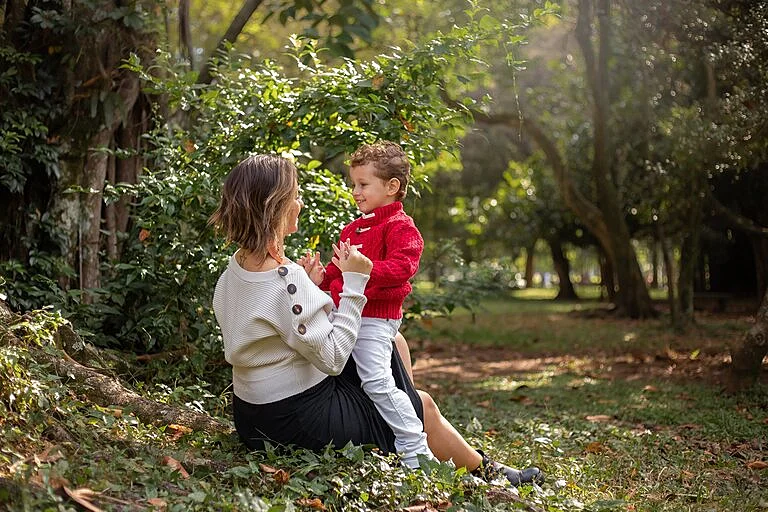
[412,295,766,510]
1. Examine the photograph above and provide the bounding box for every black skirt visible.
[232,346,423,454]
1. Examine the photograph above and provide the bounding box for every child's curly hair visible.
[350,141,410,201]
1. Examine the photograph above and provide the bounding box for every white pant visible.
[352,317,434,468]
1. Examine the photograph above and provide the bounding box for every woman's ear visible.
[386,178,401,197]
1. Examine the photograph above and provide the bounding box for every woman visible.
[209,154,543,486]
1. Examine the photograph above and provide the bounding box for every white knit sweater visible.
[213,252,369,404]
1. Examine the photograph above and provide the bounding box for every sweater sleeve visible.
[367,221,424,290]
[280,270,368,375]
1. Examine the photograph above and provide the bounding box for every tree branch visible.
[197,0,266,85]
[438,87,612,259]
[706,192,768,238]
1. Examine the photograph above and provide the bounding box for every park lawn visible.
[1,294,766,511]
[410,291,768,511]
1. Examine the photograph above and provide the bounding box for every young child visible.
[299,141,434,468]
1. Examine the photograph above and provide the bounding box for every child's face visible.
[349,163,399,214]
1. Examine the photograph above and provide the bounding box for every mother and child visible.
[210,141,544,487]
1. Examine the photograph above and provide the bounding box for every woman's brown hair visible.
[209,155,297,265]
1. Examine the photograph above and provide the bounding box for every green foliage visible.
[405,241,519,340]
[53,12,529,353]
[264,0,380,59]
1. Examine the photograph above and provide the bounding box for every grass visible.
[1,295,766,511]
[410,291,768,511]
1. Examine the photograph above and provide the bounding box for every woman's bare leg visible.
[418,390,482,470]
[394,332,414,384]
[395,333,481,470]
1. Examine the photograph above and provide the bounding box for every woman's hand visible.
[332,239,372,275]
[297,250,325,285]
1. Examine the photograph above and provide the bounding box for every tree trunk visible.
[676,204,702,329]
[658,225,680,328]
[728,286,768,391]
[548,238,578,300]
[598,247,616,302]
[752,237,768,302]
[80,128,112,300]
[524,240,536,288]
[650,237,660,289]
[179,0,193,68]
[105,150,118,262]
[115,101,147,255]
[576,0,655,319]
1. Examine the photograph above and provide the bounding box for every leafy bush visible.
[1,8,542,358]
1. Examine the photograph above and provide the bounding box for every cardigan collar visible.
[355,201,403,227]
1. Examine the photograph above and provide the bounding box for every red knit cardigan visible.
[320,201,423,319]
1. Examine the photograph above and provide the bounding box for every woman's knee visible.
[417,390,439,421]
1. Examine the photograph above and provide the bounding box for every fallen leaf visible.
[139,229,150,242]
[477,400,491,408]
[372,75,385,90]
[166,424,192,441]
[161,456,190,479]
[147,497,168,509]
[403,501,438,512]
[584,441,605,453]
[678,423,701,430]
[586,414,613,422]
[273,469,290,485]
[485,428,498,437]
[643,385,659,392]
[259,463,278,474]
[296,497,326,510]
[183,140,195,153]
[681,470,695,481]
[63,486,104,512]
[746,460,768,470]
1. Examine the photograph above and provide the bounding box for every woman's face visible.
[284,182,303,235]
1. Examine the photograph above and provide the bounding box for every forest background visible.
[1,0,767,510]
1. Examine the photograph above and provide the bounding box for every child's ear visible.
[386,178,401,197]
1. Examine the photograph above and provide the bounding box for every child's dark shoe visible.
[472,450,545,487]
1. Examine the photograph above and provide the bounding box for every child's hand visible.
[298,250,325,285]
[332,240,372,275]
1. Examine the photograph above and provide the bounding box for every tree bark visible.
[658,224,680,329]
[105,149,118,262]
[650,236,660,289]
[548,238,578,300]
[80,72,141,300]
[524,240,536,288]
[728,286,768,391]
[676,203,702,329]
[179,0,193,68]
[599,247,615,302]
[197,0,266,85]
[752,237,768,302]
[79,129,111,300]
